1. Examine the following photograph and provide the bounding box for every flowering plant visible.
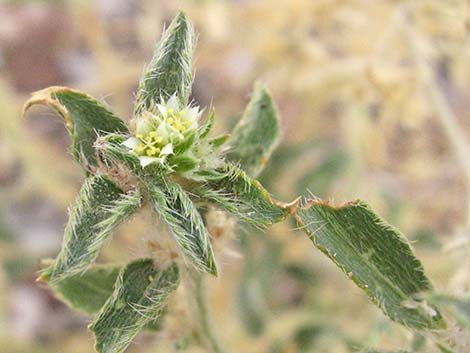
[23,11,459,353]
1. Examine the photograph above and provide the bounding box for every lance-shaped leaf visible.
[226,83,281,178]
[134,11,195,115]
[24,87,129,171]
[148,176,217,275]
[295,199,446,330]
[50,264,120,315]
[90,259,179,353]
[42,176,142,282]
[194,164,295,228]
[48,264,167,331]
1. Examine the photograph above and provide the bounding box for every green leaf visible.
[209,133,230,148]
[90,259,179,353]
[148,176,218,275]
[50,264,120,315]
[169,154,200,173]
[48,264,168,331]
[199,108,215,139]
[194,163,294,228]
[24,87,129,171]
[95,134,142,173]
[295,199,446,330]
[174,130,197,154]
[226,83,281,178]
[42,176,141,282]
[134,11,195,115]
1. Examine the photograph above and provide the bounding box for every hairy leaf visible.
[42,176,141,282]
[90,259,179,353]
[24,87,129,171]
[95,134,142,173]
[199,108,215,139]
[295,199,446,330]
[194,164,294,228]
[134,11,195,115]
[226,83,281,178]
[49,264,168,331]
[148,176,217,275]
[50,265,120,314]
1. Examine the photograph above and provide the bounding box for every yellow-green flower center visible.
[135,131,164,157]
[166,108,193,133]
[133,109,194,158]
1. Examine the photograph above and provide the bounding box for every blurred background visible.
[0,1,468,352]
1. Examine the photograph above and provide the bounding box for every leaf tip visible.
[22,86,74,129]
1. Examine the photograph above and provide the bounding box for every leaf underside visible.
[24,87,129,170]
[227,83,281,178]
[296,200,446,330]
[43,176,141,282]
[148,175,218,275]
[90,259,180,353]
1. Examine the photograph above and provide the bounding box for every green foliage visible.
[42,176,141,283]
[51,265,120,315]
[23,87,129,171]
[148,175,217,275]
[194,163,292,228]
[296,199,445,330]
[90,259,179,353]
[23,10,452,353]
[134,11,195,115]
[227,83,281,178]
[95,134,142,173]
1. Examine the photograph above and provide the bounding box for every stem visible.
[194,273,227,353]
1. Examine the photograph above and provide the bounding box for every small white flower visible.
[135,112,156,135]
[138,156,162,167]
[166,94,180,110]
[122,94,201,169]
[160,143,174,156]
[122,137,139,149]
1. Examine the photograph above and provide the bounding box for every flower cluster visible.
[123,95,201,167]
